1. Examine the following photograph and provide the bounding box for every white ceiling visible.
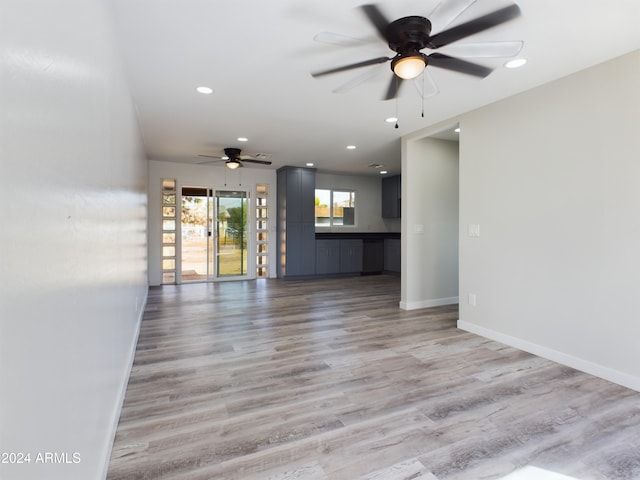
[109,0,640,176]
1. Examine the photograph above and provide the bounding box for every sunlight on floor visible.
[499,466,580,480]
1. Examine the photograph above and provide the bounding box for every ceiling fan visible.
[198,148,272,169]
[311,0,523,100]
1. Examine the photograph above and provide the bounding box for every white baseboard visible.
[99,287,148,479]
[457,319,640,393]
[400,296,459,311]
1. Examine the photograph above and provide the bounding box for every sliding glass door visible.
[181,187,250,281]
[214,190,248,277]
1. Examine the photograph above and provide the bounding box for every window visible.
[315,189,356,227]
[255,183,269,277]
[161,179,177,284]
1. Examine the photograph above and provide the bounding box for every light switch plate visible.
[468,224,480,237]
[468,293,477,306]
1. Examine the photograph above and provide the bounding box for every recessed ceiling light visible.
[385,117,398,123]
[196,86,213,94]
[306,162,314,167]
[346,145,356,150]
[379,170,388,175]
[505,58,527,69]
[237,137,248,142]
[454,127,461,133]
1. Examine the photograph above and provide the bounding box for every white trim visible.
[457,320,640,393]
[400,296,459,310]
[99,287,147,479]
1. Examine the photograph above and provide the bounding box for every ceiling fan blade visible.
[441,41,523,58]
[360,4,393,43]
[383,74,404,101]
[428,0,477,32]
[413,69,440,99]
[311,56,390,77]
[333,64,387,94]
[197,155,225,165]
[241,159,272,166]
[427,52,492,77]
[313,32,374,48]
[428,4,521,49]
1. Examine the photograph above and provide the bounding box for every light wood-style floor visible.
[108,275,640,480]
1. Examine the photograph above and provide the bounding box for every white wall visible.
[316,172,400,232]
[451,51,640,390]
[148,160,277,286]
[0,1,148,479]
[400,137,459,309]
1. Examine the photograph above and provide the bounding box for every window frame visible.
[315,188,357,228]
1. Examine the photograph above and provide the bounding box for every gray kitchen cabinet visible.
[381,175,401,218]
[340,239,363,273]
[277,166,316,278]
[384,238,401,273]
[315,239,340,275]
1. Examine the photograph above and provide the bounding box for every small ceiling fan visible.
[198,148,272,169]
[311,0,523,100]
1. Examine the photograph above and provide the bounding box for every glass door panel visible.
[215,190,248,277]
[181,187,211,282]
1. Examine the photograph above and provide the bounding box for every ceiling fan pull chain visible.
[395,80,399,129]
[421,71,425,118]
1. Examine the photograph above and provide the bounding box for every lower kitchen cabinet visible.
[316,239,340,275]
[315,239,363,275]
[384,238,401,273]
[339,239,363,273]
[314,234,399,277]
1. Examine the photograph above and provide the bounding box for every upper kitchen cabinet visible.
[283,166,315,223]
[381,175,401,218]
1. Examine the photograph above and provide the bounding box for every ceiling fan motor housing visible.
[386,16,432,54]
[224,147,242,158]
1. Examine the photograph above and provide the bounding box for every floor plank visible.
[107,275,640,480]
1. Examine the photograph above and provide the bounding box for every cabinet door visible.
[316,239,340,274]
[300,223,316,275]
[381,175,401,218]
[384,239,401,272]
[286,169,302,222]
[300,168,316,223]
[284,222,315,276]
[340,239,363,273]
[284,222,304,276]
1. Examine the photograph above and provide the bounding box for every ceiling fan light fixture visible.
[226,159,241,169]
[392,54,426,80]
